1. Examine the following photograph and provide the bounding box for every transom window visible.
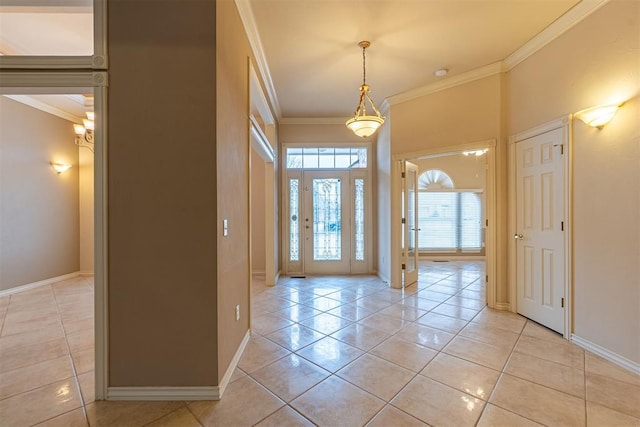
[286,147,367,169]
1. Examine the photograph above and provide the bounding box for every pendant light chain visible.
[362,44,367,85]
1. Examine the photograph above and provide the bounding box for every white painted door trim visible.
[0,72,109,400]
[509,116,573,339]
[391,140,497,306]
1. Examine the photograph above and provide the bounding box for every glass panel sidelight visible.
[289,179,300,261]
[355,179,365,261]
[313,178,341,260]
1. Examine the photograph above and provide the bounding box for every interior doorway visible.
[391,141,496,308]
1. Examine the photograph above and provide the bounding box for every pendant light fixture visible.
[346,41,385,138]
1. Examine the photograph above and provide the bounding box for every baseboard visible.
[420,255,486,261]
[571,334,640,376]
[0,271,80,297]
[251,270,266,276]
[377,272,390,284]
[79,271,95,277]
[218,330,251,398]
[494,302,511,311]
[107,386,219,401]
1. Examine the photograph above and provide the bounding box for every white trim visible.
[392,139,497,162]
[0,71,107,89]
[0,271,80,297]
[385,62,504,107]
[218,330,251,398]
[495,302,511,311]
[3,94,83,123]
[504,0,610,70]
[279,117,347,125]
[250,116,275,162]
[508,116,570,144]
[377,271,390,285]
[234,0,282,119]
[571,334,640,376]
[79,271,95,276]
[252,270,266,276]
[107,386,220,401]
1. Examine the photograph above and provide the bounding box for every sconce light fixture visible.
[51,162,72,174]
[73,111,95,152]
[574,103,621,129]
[346,41,385,138]
[462,149,488,157]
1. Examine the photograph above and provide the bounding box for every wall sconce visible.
[73,111,95,152]
[574,104,621,129]
[462,149,488,156]
[51,162,72,174]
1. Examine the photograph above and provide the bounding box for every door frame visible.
[508,116,572,339]
[281,142,373,276]
[391,140,497,302]
[0,73,109,400]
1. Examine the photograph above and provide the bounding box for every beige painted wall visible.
[508,0,639,364]
[108,0,219,386]
[216,0,253,378]
[390,75,509,300]
[391,75,502,154]
[0,97,79,291]
[251,147,266,273]
[79,147,94,274]
[376,116,392,281]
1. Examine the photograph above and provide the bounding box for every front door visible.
[303,171,351,274]
[515,127,566,334]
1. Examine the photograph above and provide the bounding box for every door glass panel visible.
[355,179,365,261]
[407,169,417,271]
[313,178,341,260]
[289,179,299,261]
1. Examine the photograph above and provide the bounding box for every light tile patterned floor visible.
[1,261,639,426]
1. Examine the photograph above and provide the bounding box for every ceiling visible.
[248,0,580,119]
[0,0,584,121]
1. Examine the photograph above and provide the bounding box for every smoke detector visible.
[434,68,448,77]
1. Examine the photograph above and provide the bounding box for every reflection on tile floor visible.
[1,261,639,426]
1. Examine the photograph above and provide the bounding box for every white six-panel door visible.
[515,127,566,333]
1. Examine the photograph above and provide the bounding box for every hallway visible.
[0,262,638,425]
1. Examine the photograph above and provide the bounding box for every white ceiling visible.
[0,0,585,121]
[249,0,581,119]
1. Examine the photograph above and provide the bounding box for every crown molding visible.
[385,62,505,107]
[4,94,84,123]
[235,0,282,119]
[279,117,347,125]
[504,0,610,70]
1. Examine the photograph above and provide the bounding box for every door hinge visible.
[561,221,564,231]
[561,297,565,308]
[485,219,488,227]
[401,218,406,224]
[402,263,406,270]
[401,172,406,178]
[485,275,488,283]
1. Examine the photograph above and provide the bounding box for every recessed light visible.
[434,68,448,77]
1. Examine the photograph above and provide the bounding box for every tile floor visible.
[1,261,639,426]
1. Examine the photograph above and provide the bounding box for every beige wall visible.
[0,97,79,291]
[508,0,639,364]
[250,147,266,273]
[376,116,392,281]
[79,147,94,274]
[216,0,252,378]
[108,0,219,386]
[391,75,502,154]
[390,75,509,299]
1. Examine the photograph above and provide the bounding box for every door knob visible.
[514,233,523,240]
